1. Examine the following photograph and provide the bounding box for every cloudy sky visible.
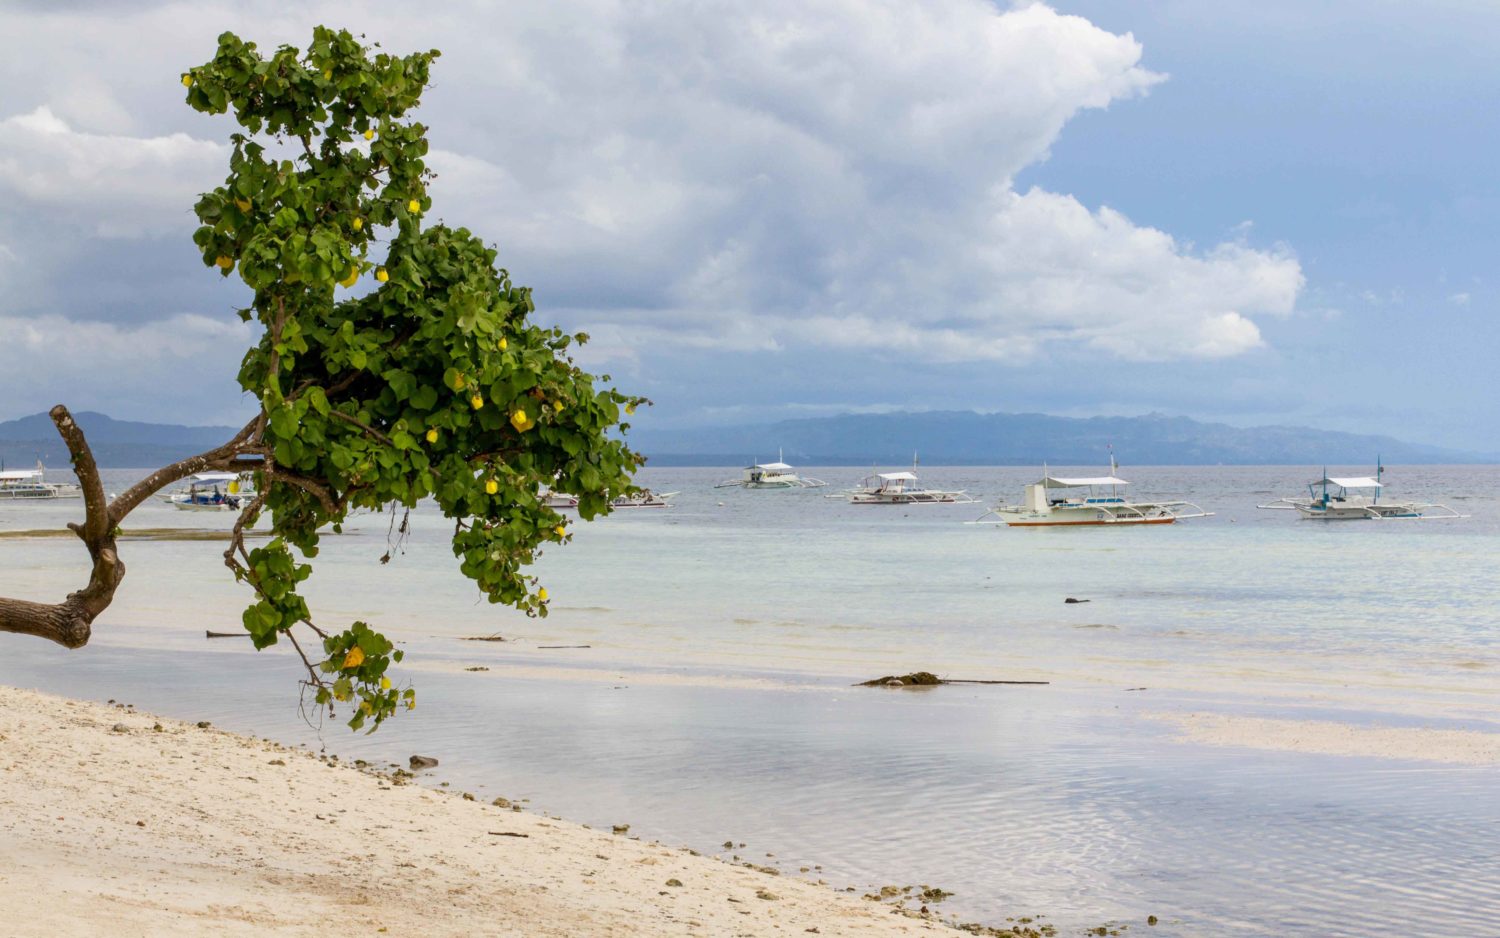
[0,1,1494,449]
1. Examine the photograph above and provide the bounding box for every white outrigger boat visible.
[1257,464,1464,520]
[610,489,677,508]
[0,462,82,500]
[833,459,976,505]
[973,460,1210,526]
[543,489,678,509]
[715,452,826,489]
[160,471,256,511]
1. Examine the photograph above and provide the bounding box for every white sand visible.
[0,686,956,937]
[1150,711,1500,765]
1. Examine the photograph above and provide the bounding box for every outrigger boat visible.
[833,457,975,505]
[973,459,1210,526]
[160,472,256,511]
[715,451,826,489]
[610,489,677,508]
[542,489,678,509]
[0,461,82,500]
[1257,463,1464,520]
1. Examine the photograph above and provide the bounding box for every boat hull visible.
[0,489,82,500]
[1003,516,1176,527]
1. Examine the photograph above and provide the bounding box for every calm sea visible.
[3,464,1498,935]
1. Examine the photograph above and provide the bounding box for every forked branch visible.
[0,406,264,649]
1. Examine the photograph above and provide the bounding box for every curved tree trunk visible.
[0,406,260,649]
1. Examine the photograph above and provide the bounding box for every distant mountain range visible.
[628,411,1494,466]
[1,409,1490,470]
[0,412,242,470]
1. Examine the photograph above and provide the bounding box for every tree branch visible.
[264,468,339,515]
[0,406,123,648]
[326,408,396,447]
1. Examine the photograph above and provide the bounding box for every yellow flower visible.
[352,217,363,232]
[470,393,484,410]
[625,403,636,415]
[363,129,375,141]
[484,479,499,495]
[510,409,534,432]
[234,197,251,212]
[380,676,391,690]
[215,255,234,270]
[375,267,389,282]
[181,73,193,88]
[360,701,373,716]
[498,337,508,350]
[338,267,358,288]
[537,587,549,602]
[407,199,421,214]
[554,525,566,537]
[342,646,365,670]
[552,402,564,415]
[425,428,439,444]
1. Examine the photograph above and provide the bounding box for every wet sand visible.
[0,686,954,937]
[1149,710,1500,765]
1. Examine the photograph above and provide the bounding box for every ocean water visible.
[3,464,1498,935]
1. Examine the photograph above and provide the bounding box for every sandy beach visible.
[0,686,959,937]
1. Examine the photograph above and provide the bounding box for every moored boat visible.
[974,459,1210,526]
[715,452,826,489]
[833,459,975,505]
[0,462,82,501]
[542,489,677,509]
[160,472,256,511]
[1257,463,1464,520]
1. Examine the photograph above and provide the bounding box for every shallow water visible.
[2,464,1498,934]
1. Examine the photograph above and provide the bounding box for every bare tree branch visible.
[0,406,124,648]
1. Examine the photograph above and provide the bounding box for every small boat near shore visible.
[0,462,82,501]
[160,472,256,512]
[1257,464,1465,520]
[973,460,1210,526]
[715,453,826,490]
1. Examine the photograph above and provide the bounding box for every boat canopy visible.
[0,470,43,481]
[1320,476,1381,489]
[877,471,918,481]
[1043,475,1128,488]
[189,472,242,484]
[751,462,793,471]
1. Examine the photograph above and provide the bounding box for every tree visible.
[0,27,643,731]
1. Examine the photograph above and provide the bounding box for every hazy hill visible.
[0,412,241,470]
[2,409,1489,470]
[628,411,1489,466]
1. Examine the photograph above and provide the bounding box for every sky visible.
[0,1,1494,450]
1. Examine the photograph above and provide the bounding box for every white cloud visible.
[1448,292,1471,306]
[401,1,1300,364]
[0,0,1307,424]
[0,106,223,238]
[0,312,253,422]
